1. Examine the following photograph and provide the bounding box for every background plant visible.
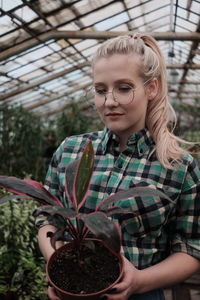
[0,105,45,180]
[55,102,97,145]
[172,100,200,166]
[0,189,48,299]
[0,102,102,180]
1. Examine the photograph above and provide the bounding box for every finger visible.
[47,285,60,300]
[107,287,118,294]
[100,293,128,300]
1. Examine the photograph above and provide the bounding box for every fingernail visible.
[108,287,117,293]
[99,296,107,300]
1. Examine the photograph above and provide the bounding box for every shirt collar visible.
[100,127,155,156]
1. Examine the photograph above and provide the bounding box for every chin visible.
[108,127,126,136]
[107,125,122,132]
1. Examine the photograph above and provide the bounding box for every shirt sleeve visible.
[44,151,62,198]
[170,158,200,260]
[35,143,63,229]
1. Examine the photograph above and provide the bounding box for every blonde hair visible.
[92,32,191,169]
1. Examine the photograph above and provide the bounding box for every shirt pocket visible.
[119,194,173,238]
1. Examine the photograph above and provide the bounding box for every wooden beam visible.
[166,64,200,69]
[0,61,89,101]
[1,61,200,101]
[26,82,90,110]
[168,81,200,85]
[1,30,200,62]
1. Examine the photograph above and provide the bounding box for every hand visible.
[47,285,61,300]
[100,256,141,300]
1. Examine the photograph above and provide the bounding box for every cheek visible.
[133,92,149,110]
[126,98,148,119]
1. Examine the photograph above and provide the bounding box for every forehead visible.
[93,54,142,82]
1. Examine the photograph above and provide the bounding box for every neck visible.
[119,138,128,152]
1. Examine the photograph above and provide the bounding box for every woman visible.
[37,33,200,300]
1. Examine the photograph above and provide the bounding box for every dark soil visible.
[48,241,120,294]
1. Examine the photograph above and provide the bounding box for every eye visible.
[94,87,107,95]
[116,84,133,93]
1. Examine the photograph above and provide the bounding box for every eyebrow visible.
[94,79,135,86]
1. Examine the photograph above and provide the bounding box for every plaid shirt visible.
[39,127,200,269]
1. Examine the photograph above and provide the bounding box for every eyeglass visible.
[85,79,151,107]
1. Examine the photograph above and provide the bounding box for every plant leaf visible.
[24,179,62,206]
[0,194,33,204]
[97,186,174,211]
[49,229,70,250]
[46,215,66,228]
[65,159,80,205]
[103,206,137,217]
[0,176,62,206]
[73,141,94,210]
[81,212,121,253]
[33,205,76,219]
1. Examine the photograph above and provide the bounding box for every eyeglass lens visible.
[86,85,134,107]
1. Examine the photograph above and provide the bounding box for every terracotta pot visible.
[46,239,124,300]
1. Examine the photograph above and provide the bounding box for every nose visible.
[104,91,118,106]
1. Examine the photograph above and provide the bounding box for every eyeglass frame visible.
[85,78,152,107]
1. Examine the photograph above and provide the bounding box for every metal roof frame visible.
[0,0,199,119]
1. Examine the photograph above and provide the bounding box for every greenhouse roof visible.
[0,0,200,118]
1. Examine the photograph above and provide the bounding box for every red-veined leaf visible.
[73,141,94,210]
[33,205,76,219]
[80,212,121,253]
[65,159,80,207]
[97,186,174,211]
[103,206,138,217]
[49,229,70,250]
[0,194,33,204]
[0,176,62,206]
[24,179,62,206]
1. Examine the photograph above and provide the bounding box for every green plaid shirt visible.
[40,127,200,269]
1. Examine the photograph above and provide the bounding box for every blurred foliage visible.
[173,100,200,166]
[183,130,200,166]
[55,102,96,144]
[0,189,48,299]
[0,102,101,180]
[0,106,45,180]
[173,100,200,132]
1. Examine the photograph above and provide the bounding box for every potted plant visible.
[0,141,173,299]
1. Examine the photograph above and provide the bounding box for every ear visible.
[146,78,158,101]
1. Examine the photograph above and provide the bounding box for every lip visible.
[105,112,123,116]
[105,112,124,119]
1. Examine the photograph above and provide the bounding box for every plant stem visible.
[82,227,89,239]
[66,219,78,240]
